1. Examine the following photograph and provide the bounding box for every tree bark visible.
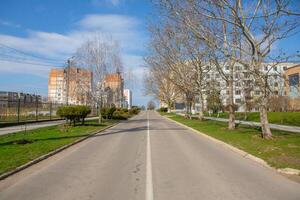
[198,93,204,121]
[259,98,272,139]
[228,80,235,129]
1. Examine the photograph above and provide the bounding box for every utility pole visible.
[66,59,71,105]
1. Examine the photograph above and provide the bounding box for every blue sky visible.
[0,0,154,106]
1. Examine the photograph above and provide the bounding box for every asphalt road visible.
[0,111,299,200]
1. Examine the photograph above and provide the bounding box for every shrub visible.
[129,107,140,115]
[57,105,91,126]
[112,111,129,120]
[159,107,168,112]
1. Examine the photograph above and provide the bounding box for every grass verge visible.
[204,112,300,127]
[0,119,117,175]
[161,112,300,170]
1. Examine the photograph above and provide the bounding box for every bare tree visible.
[75,34,123,124]
[144,56,180,112]
[158,0,300,138]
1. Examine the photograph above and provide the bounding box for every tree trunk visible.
[98,107,102,124]
[259,98,272,139]
[228,80,235,129]
[198,93,204,121]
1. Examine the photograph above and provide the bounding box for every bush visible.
[129,107,140,115]
[159,107,168,112]
[57,105,91,126]
[112,111,129,120]
[101,106,116,119]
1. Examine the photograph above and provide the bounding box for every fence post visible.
[35,96,38,121]
[17,98,20,123]
[50,102,52,120]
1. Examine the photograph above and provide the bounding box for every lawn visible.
[0,119,117,175]
[161,112,300,171]
[204,112,300,127]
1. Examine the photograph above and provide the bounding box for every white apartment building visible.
[123,89,132,109]
[191,62,297,112]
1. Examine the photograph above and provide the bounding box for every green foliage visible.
[112,110,129,120]
[207,89,223,114]
[129,107,140,115]
[101,106,116,119]
[158,107,168,112]
[57,105,91,125]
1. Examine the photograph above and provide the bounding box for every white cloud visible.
[0,13,147,74]
[0,19,21,28]
[0,13,149,104]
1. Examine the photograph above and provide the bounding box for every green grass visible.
[204,112,300,127]
[0,119,117,175]
[161,112,300,170]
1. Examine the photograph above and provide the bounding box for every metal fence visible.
[0,100,98,124]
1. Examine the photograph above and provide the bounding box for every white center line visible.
[146,111,154,200]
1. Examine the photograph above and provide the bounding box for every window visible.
[255,91,260,95]
[264,66,268,71]
[274,91,279,95]
[235,98,241,103]
[235,90,241,95]
[226,66,229,70]
[274,82,278,87]
[215,74,220,78]
[236,82,241,87]
[207,74,210,79]
[289,73,299,87]
[274,66,277,71]
[283,66,287,71]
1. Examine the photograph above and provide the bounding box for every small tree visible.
[207,89,222,115]
[57,105,91,126]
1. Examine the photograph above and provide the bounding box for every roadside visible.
[0,119,117,176]
[159,112,300,174]
[0,117,99,136]
[204,112,300,127]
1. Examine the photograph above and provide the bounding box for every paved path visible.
[176,113,300,133]
[0,111,299,200]
[204,116,300,133]
[0,117,99,136]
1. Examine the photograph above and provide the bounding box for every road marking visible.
[146,111,154,200]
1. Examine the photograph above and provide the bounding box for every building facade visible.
[161,62,298,113]
[284,65,300,111]
[48,67,92,105]
[123,89,132,109]
[102,72,124,108]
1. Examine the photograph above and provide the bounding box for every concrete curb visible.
[0,122,119,181]
[161,114,300,176]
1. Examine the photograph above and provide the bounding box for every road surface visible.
[0,117,99,136]
[0,111,299,200]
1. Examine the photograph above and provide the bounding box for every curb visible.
[161,114,300,176]
[0,122,119,181]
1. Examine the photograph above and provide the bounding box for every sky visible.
[0,0,154,106]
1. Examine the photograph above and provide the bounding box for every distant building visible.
[48,67,92,105]
[123,89,132,109]
[284,65,300,111]
[102,72,124,108]
[0,91,41,107]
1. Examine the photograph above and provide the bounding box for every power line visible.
[0,43,66,63]
[0,58,64,67]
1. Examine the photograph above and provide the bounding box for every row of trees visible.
[144,0,300,139]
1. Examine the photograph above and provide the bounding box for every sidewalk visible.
[176,113,300,133]
[0,117,99,136]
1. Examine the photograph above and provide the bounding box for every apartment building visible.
[102,72,124,108]
[123,89,132,109]
[284,65,300,111]
[163,62,298,113]
[48,67,92,105]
